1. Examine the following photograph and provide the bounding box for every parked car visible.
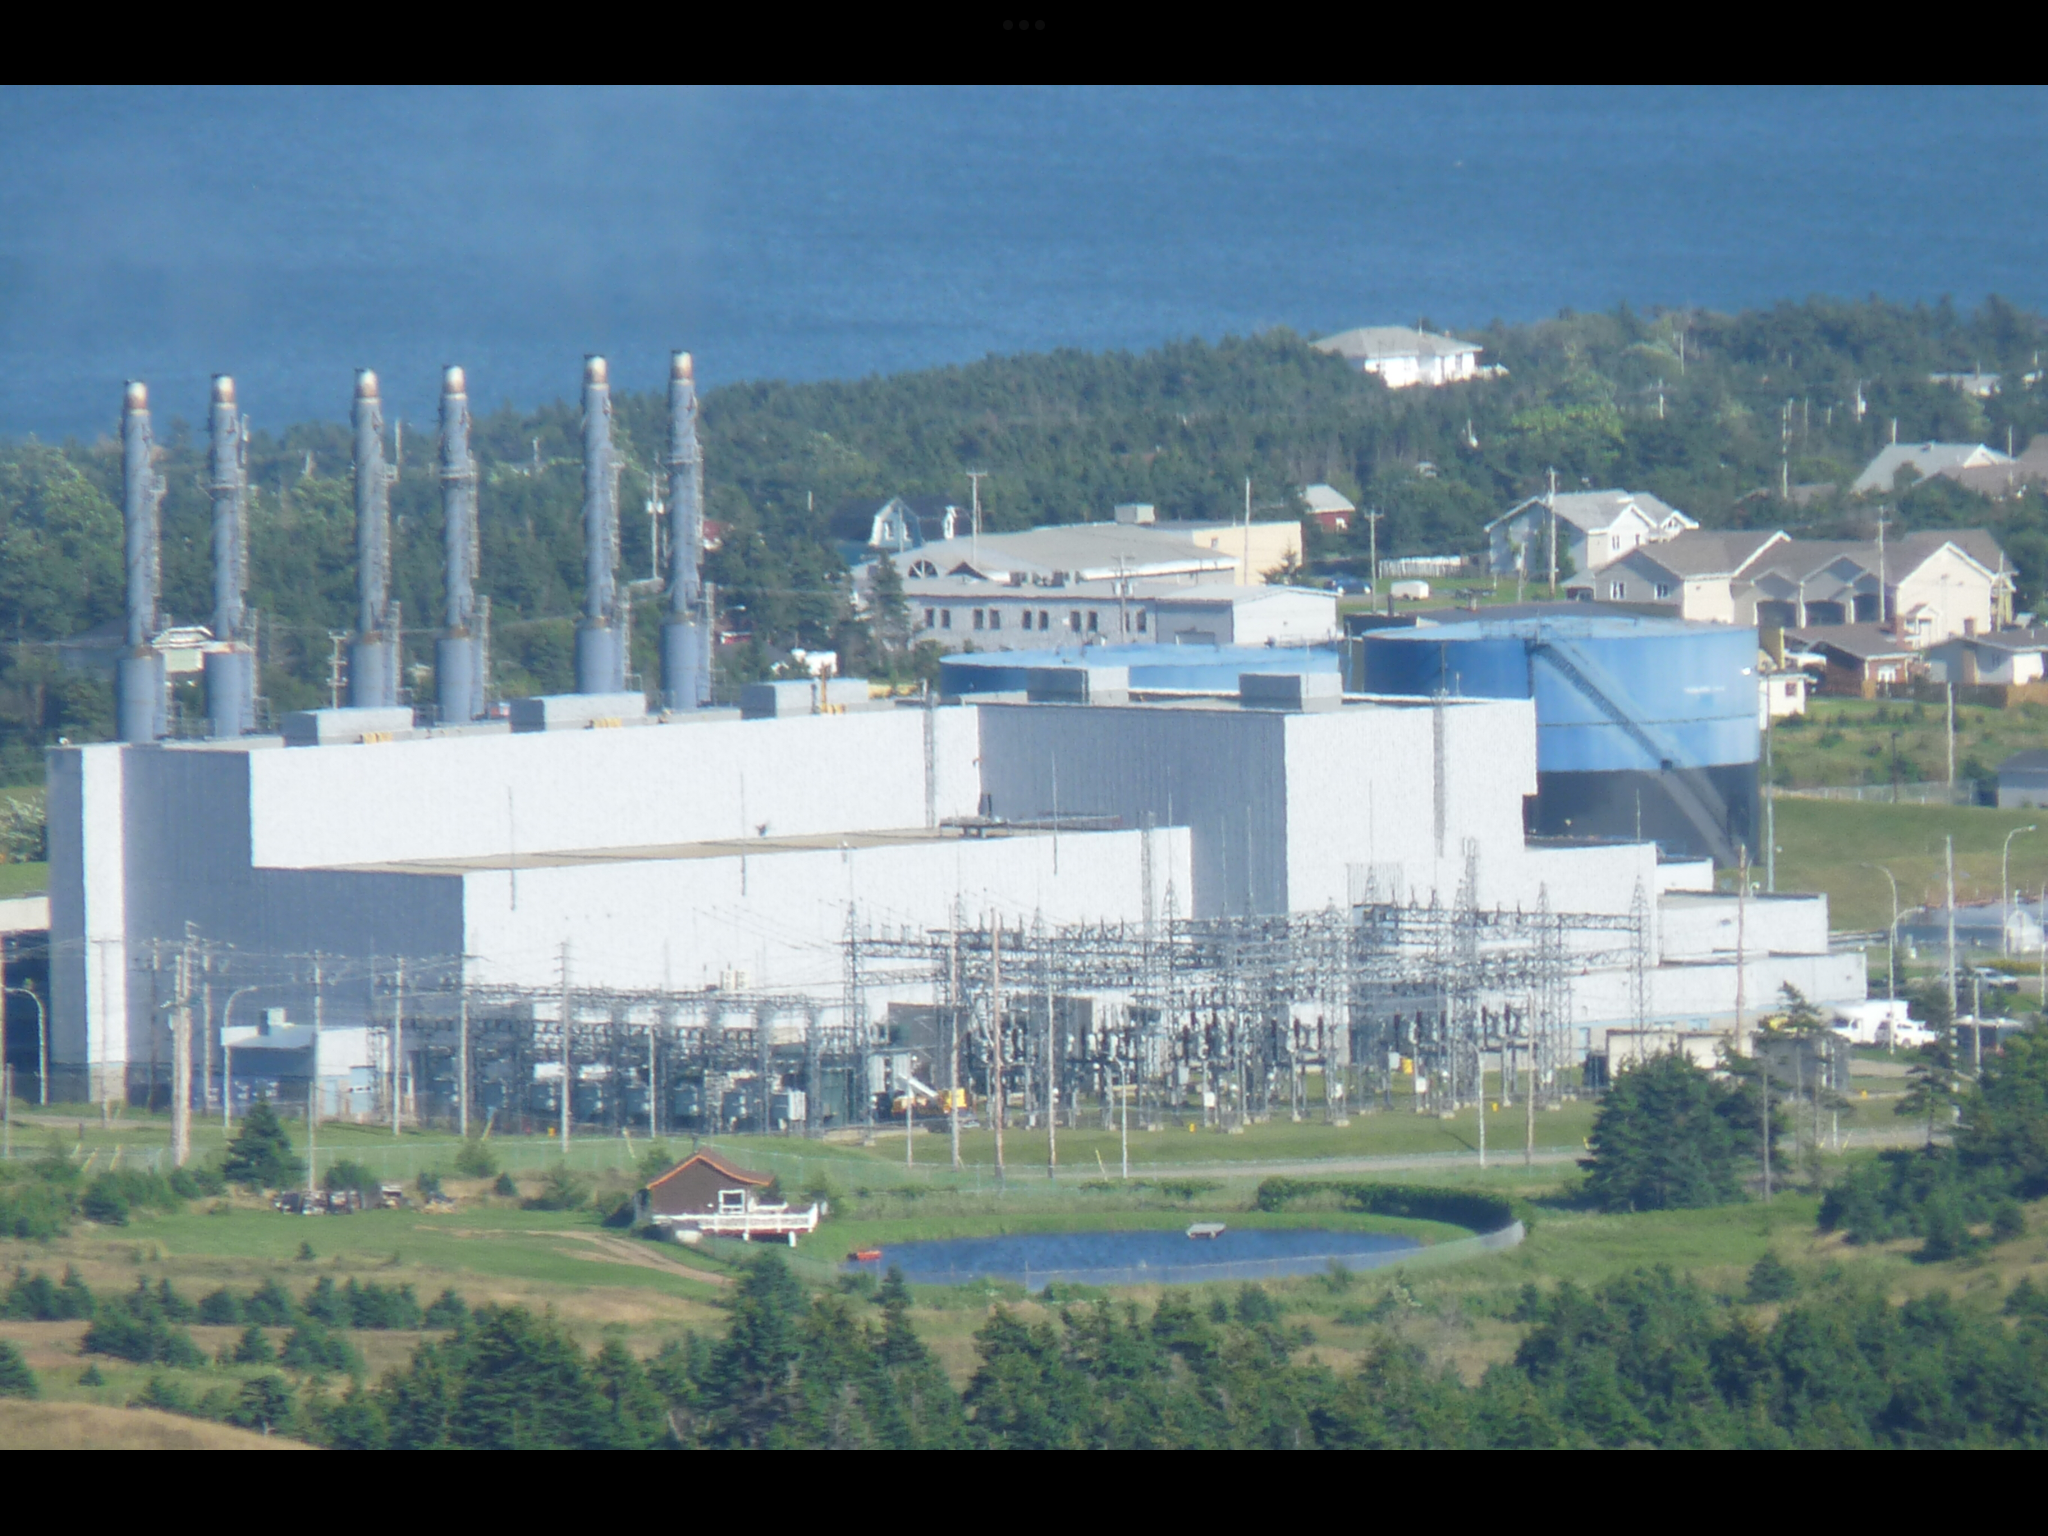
[1328,575,1370,595]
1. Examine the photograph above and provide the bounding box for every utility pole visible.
[171,927,193,1168]
[1362,507,1382,590]
[966,470,987,566]
[1876,506,1890,631]
[1765,709,1776,892]
[990,915,1005,1188]
[1946,834,1959,1018]
[457,983,469,1140]
[1046,954,1057,1180]
[1546,467,1558,598]
[1524,1029,1535,1167]
[307,957,323,1202]
[948,930,962,1171]
[1946,683,1957,789]
[391,956,405,1137]
[559,943,572,1148]
[1734,846,1749,1051]
[1241,477,1253,585]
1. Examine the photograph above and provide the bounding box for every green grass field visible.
[1769,695,2048,792]
[1772,796,2048,932]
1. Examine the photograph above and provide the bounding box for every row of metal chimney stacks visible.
[114,353,713,743]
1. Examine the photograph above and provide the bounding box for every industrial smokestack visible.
[661,351,711,711]
[435,365,483,724]
[203,375,255,737]
[574,355,624,694]
[349,369,398,708]
[116,381,166,742]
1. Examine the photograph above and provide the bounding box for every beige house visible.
[1573,531,1787,622]
[1311,326,1484,388]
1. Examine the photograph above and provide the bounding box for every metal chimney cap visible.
[673,351,694,382]
[124,380,148,410]
[211,375,235,405]
[584,355,608,385]
[354,369,380,399]
[443,365,467,394]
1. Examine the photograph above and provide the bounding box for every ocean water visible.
[2,85,2045,439]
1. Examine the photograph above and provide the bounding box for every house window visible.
[1608,581,1627,600]
[1039,610,1050,630]
[1087,611,1099,632]
[1784,681,1798,698]
[973,609,985,630]
[719,1189,746,1212]
[1653,583,1673,600]
[1069,611,1082,631]
[940,610,952,630]
[1019,610,1032,630]
[923,608,935,629]
[988,609,1001,630]
[1136,610,1147,632]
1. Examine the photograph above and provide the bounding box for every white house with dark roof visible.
[1485,490,1697,577]
[1311,327,1484,388]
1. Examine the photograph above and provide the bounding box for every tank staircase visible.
[1528,637,1739,864]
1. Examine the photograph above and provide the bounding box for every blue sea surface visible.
[2,86,2044,438]
[846,1226,1422,1291]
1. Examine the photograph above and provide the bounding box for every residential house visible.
[635,1150,774,1223]
[1486,490,1698,577]
[1945,437,2048,500]
[1850,441,2011,496]
[1998,749,2048,809]
[1311,326,1485,388]
[1300,484,1356,534]
[834,495,964,552]
[1887,530,2010,641]
[1787,625,1921,697]
[1759,659,1811,723]
[1926,629,2048,688]
[1746,541,1885,629]
[1575,531,1788,622]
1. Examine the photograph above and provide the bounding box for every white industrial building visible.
[49,672,1862,1108]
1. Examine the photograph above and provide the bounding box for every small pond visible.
[843,1226,1423,1291]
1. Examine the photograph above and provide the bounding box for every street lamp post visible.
[218,985,263,1131]
[3,984,45,1107]
[2004,825,2039,959]
[1862,864,1900,1001]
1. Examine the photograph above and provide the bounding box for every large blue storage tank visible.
[940,643,1340,698]
[1358,614,1759,863]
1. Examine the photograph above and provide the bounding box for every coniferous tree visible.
[1582,1052,1759,1212]
[221,1098,301,1189]
[0,1339,37,1399]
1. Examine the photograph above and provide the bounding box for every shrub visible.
[454,1138,499,1179]
[1255,1178,1519,1232]
[0,1340,37,1399]
[1745,1251,1798,1303]
[1993,1200,2027,1242]
[0,1178,73,1239]
[232,1374,298,1436]
[77,1363,103,1387]
[169,1165,226,1199]
[281,1321,360,1375]
[135,1374,192,1413]
[198,1287,241,1326]
[82,1309,204,1367]
[152,1279,195,1321]
[493,1172,518,1198]
[323,1159,377,1198]
[524,1165,591,1211]
[422,1289,468,1330]
[80,1177,129,1226]
[417,1170,445,1203]
[348,1280,422,1330]
[1233,1284,1284,1325]
[301,1277,347,1327]
[242,1279,298,1328]
[230,1325,275,1365]
[4,1266,93,1321]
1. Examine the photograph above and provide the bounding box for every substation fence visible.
[79,863,1653,1145]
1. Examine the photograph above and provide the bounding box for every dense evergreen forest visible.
[4,296,2048,779]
